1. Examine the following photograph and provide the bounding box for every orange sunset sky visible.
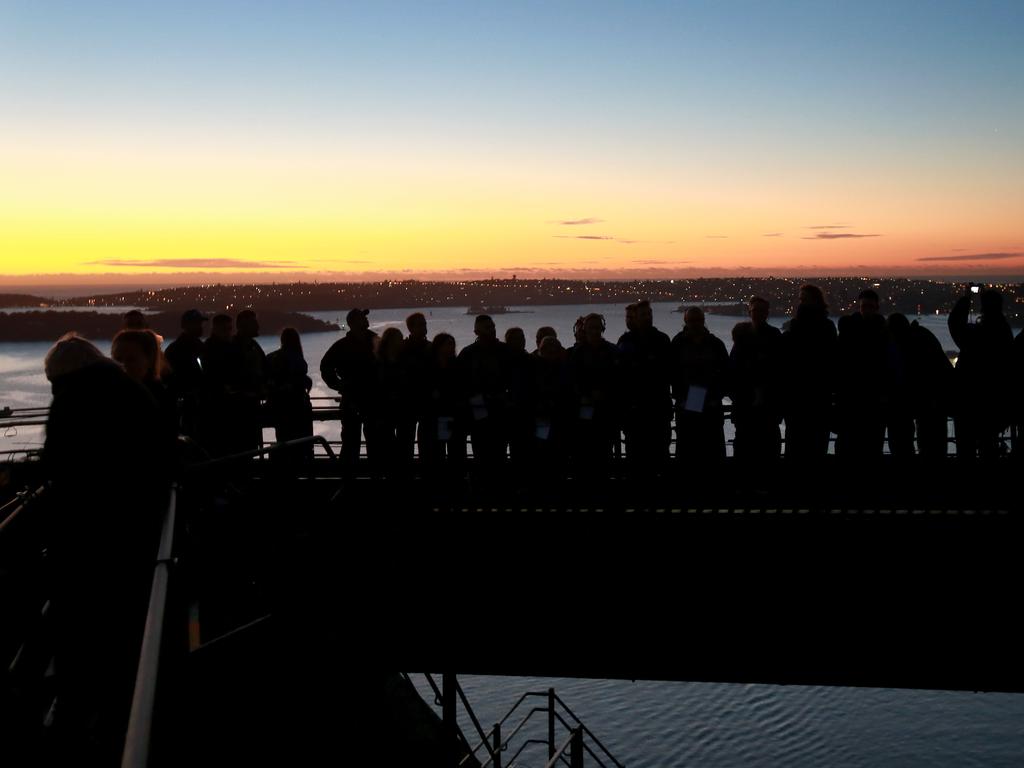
[1,2,1022,286]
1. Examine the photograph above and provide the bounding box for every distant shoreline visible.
[0,309,338,343]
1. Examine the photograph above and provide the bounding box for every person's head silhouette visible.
[377,327,404,361]
[474,315,497,342]
[505,327,526,352]
[858,289,880,317]
[748,296,770,326]
[683,307,705,332]
[406,312,427,340]
[210,314,233,341]
[539,335,564,361]
[44,333,105,384]
[236,309,260,339]
[180,309,208,338]
[432,332,456,364]
[111,330,161,383]
[347,308,370,334]
[980,289,1003,317]
[535,326,556,349]
[582,313,606,345]
[635,300,653,331]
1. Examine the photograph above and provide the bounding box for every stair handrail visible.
[553,691,624,768]
[463,686,622,768]
[121,483,179,768]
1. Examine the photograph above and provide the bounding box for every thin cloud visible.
[616,239,675,245]
[806,224,851,230]
[802,233,881,240]
[552,235,615,240]
[86,258,296,268]
[705,235,729,239]
[916,252,1024,262]
[557,217,604,225]
[762,233,784,237]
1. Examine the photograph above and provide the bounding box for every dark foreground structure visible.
[2,435,1023,766]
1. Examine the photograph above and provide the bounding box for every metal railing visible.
[0,484,47,533]
[186,434,337,471]
[7,398,1020,460]
[547,728,584,768]
[414,674,623,768]
[121,484,179,768]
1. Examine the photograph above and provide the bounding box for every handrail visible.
[554,691,624,768]
[454,677,501,766]
[422,671,444,706]
[554,710,607,768]
[545,728,582,768]
[505,738,553,766]
[186,435,337,471]
[474,707,547,766]
[121,483,178,768]
[466,686,623,768]
[3,400,1020,459]
[0,484,47,534]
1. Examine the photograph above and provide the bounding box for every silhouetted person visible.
[617,300,672,473]
[397,312,431,464]
[372,327,407,476]
[572,316,586,345]
[949,288,1014,459]
[730,296,783,464]
[503,327,535,469]
[887,313,953,459]
[836,289,892,460]
[199,313,242,457]
[232,309,267,455]
[457,315,511,477]
[320,308,379,473]
[1014,328,1024,458]
[112,328,177,441]
[266,327,314,462]
[164,308,208,437]
[779,285,837,460]
[532,335,572,479]
[420,333,466,477]
[533,326,557,356]
[41,334,172,763]
[122,309,148,330]
[671,307,729,463]
[567,313,621,472]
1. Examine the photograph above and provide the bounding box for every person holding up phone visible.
[948,285,1014,459]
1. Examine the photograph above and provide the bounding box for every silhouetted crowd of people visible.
[39,284,1024,488]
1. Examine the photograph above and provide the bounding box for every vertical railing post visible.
[443,673,457,768]
[570,727,584,768]
[548,687,556,761]
[492,722,502,768]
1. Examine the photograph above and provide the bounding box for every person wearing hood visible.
[41,333,172,762]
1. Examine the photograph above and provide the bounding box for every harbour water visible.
[2,301,1022,764]
[413,675,1024,767]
